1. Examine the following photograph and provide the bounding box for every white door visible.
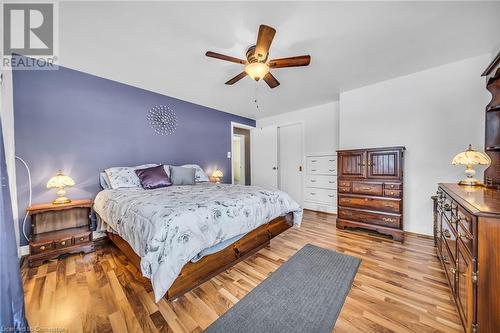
[278,123,303,204]
[232,135,246,185]
[252,126,278,188]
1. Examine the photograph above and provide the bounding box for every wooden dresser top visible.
[440,183,500,217]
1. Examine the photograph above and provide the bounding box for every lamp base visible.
[458,179,484,187]
[53,196,71,205]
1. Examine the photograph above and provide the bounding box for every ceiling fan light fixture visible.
[244,62,269,81]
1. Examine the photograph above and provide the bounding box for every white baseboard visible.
[18,245,29,258]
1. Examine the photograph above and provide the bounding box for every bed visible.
[93,182,302,302]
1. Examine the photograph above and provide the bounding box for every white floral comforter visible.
[93,183,302,301]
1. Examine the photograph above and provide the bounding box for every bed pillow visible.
[104,164,158,189]
[181,164,209,182]
[99,172,112,189]
[135,165,172,189]
[170,166,196,185]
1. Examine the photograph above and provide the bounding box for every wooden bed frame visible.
[107,213,293,300]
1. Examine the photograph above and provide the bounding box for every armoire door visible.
[338,152,366,178]
[367,149,402,179]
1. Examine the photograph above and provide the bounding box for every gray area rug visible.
[204,244,361,333]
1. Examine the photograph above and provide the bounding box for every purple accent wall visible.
[13,63,255,246]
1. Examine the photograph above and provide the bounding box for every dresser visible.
[434,184,500,333]
[336,146,405,241]
[303,153,337,213]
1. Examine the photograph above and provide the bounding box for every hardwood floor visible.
[21,210,463,333]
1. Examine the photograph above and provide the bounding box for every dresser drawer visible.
[442,217,457,263]
[338,195,401,213]
[338,180,351,188]
[30,241,54,255]
[338,186,351,194]
[54,236,73,249]
[306,156,336,175]
[74,232,91,245]
[338,207,401,228]
[305,188,336,204]
[440,235,457,294]
[352,182,383,196]
[305,175,336,189]
[384,189,402,198]
[384,183,401,190]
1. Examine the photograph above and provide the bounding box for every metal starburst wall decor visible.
[147,105,177,135]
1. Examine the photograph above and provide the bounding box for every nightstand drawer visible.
[31,241,54,255]
[74,232,91,244]
[54,236,73,249]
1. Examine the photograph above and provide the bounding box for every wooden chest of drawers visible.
[336,147,405,241]
[434,183,500,333]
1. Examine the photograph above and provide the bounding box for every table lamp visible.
[46,171,75,204]
[212,169,223,184]
[452,144,491,186]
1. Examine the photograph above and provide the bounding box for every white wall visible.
[0,69,20,250]
[339,54,491,236]
[256,101,339,154]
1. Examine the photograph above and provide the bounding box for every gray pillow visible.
[170,166,196,185]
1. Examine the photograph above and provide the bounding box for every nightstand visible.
[27,199,95,267]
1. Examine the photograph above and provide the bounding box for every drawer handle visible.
[390,185,395,188]
[311,169,317,172]
[310,180,317,182]
[383,203,394,207]
[311,160,317,162]
[340,198,351,203]
[328,195,334,198]
[40,245,46,250]
[61,241,66,246]
[310,193,316,195]
[343,212,352,216]
[328,169,335,172]
[361,187,372,191]
[329,181,335,184]
[329,159,335,162]
[79,237,85,241]
[382,217,396,223]
[449,267,457,275]
[390,191,395,195]
[443,229,451,239]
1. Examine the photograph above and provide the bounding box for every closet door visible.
[252,126,278,188]
[278,123,303,204]
[338,151,366,178]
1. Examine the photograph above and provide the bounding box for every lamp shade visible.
[212,169,223,178]
[46,172,75,189]
[452,144,491,166]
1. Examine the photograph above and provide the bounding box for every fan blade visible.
[268,55,311,68]
[225,72,247,85]
[263,72,280,88]
[254,25,276,61]
[206,51,247,64]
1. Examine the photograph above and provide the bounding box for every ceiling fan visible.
[206,24,311,88]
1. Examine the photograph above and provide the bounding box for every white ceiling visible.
[59,1,500,119]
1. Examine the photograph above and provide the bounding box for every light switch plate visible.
[227,152,231,158]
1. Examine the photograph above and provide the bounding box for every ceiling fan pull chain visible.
[254,81,260,111]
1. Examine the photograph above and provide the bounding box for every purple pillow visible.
[135,165,172,189]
